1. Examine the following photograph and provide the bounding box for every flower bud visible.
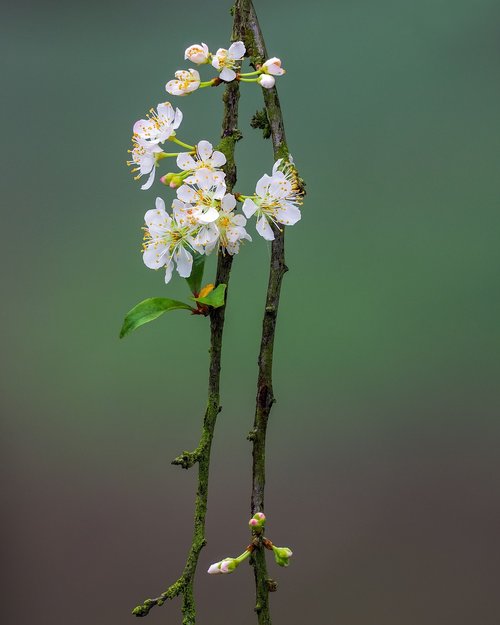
[207,557,238,575]
[272,545,293,567]
[185,43,210,64]
[249,511,266,532]
[160,172,175,185]
[262,57,286,76]
[258,74,275,89]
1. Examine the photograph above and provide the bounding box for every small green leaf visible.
[120,297,193,338]
[186,253,205,295]
[193,283,227,308]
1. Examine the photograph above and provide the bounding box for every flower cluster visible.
[165,40,286,96]
[127,102,182,190]
[141,139,253,283]
[127,44,302,287]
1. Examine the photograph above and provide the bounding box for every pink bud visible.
[207,562,221,575]
[254,512,266,521]
[249,518,259,527]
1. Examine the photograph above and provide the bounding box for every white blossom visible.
[204,193,252,255]
[262,57,286,76]
[166,69,201,96]
[177,140,226,188]
[176,172,226,225]
[133,102,182,145]
[258,74,275,89]
[127,136,164,190]
[142,197,202,283]
[211,41,246,82]
[184,43,210,64]
[242,159,303,241]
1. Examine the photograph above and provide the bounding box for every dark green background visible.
[2,0,499,623]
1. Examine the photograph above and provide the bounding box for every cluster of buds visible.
[165,41,286,95]
[207,514,293,576]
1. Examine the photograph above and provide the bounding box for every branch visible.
[131,16,243,625]
[237,1,297,624]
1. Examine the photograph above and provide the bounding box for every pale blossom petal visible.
[143,243,168,269]
[221,193,236,212]
[175,246,193,277]
[232,214,247,226]
[220,67,236,82]
[199,206,219,224]
[269,178,292,199]
[164,259,174,284]
[256,216,275,240]
[242,198,258,218]
[207,562,221,575]
[157,102,174,124]
[210,150,226,168]
[177,152,197,171]
[140,167,156,190]
[156,197,166,212]
[177,184,197,203]
[276,202,301,225]
[255,174,272,198]
[197,140,214,161]
[195,168,215,190]
[228,41,245,60]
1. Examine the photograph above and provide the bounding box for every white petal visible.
[166,81,182,96]
[143,243,168,269]
[213,183,227,200]
[212,170,226,187]
[269,178,292,199]
[157,102,174,123]
[177,185,197,203]
[173,107,183,129]
[272,159,283,175]
[207,563,221,575]
[155,197,166,212]
[197,140,213,161]
[242,198,258,218]
[195,167,215,190]
[140,167,156,190]
[221,193,236,212]
[220,67,236,82]
[175,246,193,277]
[232,214,246,226]
[276,202,301,225]
[199,206,219,224]
[164,259,174,284]
[228,41,245,60]
[177,152,197,171]
[255,174,272,198]
[210,150,226,168]
[256,216,275,240]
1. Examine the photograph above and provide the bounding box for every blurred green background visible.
[1,0,500,623]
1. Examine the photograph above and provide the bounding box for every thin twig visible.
[131,16,244,624]
[238,1,295,624]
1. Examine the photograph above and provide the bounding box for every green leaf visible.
[193,284,227,308]
[186,253,205,295]
[120,297,193,339]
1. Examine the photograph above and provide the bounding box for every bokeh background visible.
[1,0,500,623]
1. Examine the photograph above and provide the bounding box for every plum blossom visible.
[203,193,252,255]
[242,159,303,241]
[176,172,226,225]
[127,136,164,190]
[261,57,286,76]
[211,41,246,82]
[142,197,202,283]
[176,140,226,188]
[184,43,210,64]
[133,102,182,145]
[166,69,201,96]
